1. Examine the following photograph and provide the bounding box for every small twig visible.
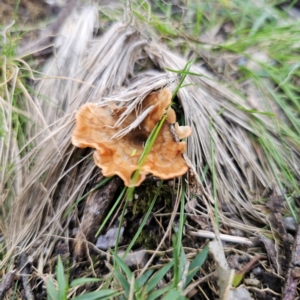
[0,270,16,299]
[183,272,215,297]
[20,253,34,300]
[236,255,267,276]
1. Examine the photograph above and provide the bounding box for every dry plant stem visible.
[282,223,300,300]
[20,253,34,300]
[189,230,252,245]
[74,176,121,261]
[0,270,16,299]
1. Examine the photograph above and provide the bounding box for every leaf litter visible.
[0,1,299,299]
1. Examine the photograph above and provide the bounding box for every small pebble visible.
[231,286,253,300]
[117,249,147,269]
[283,216,296,232]
[244,278,260,287]
[252,267,262,277]
[96,227,124,250]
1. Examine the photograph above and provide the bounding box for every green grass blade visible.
[178,247,187,285]
[114,198,128,253]
[113,252,133,281]
[161,289,186,300]
[73,290,120,300]
[176,181,186,258]
[123,181,163,257]
[164,68,212,80]
[47,279,59,300]
[95,187,126,237]
[147,286,171,300]
[170,60,193,102]
[136,269,154,289]
[56,256,67,300]
[185,245,209,287]
[113,269,130,297]
[146,261,173,293]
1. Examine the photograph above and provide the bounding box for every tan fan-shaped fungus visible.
[72,88,192,186]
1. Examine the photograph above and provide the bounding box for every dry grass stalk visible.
[147,43,299,224]
[1,6,173,267]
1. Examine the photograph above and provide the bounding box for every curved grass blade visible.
[73,290,120,300]
[146,261,173,294]
[56,256,67,300]
[185,245,209,288]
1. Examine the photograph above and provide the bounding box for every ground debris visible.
[20,253,34,300]
[282,223,300,300]
[283,216,297,233]
[258,233,278,273]
[0,270,16,299]
[73,176,121,261]
[265,190,292,276]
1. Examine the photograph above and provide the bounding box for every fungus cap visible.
[72,88,192,186]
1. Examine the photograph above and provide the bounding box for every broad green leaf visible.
[232,272,244,287]
[70,278,103,287]
[73,290,119,300]
[185,245,209,287]
[146,261,173,293]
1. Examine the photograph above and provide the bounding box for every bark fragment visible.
[73,176,121,261]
